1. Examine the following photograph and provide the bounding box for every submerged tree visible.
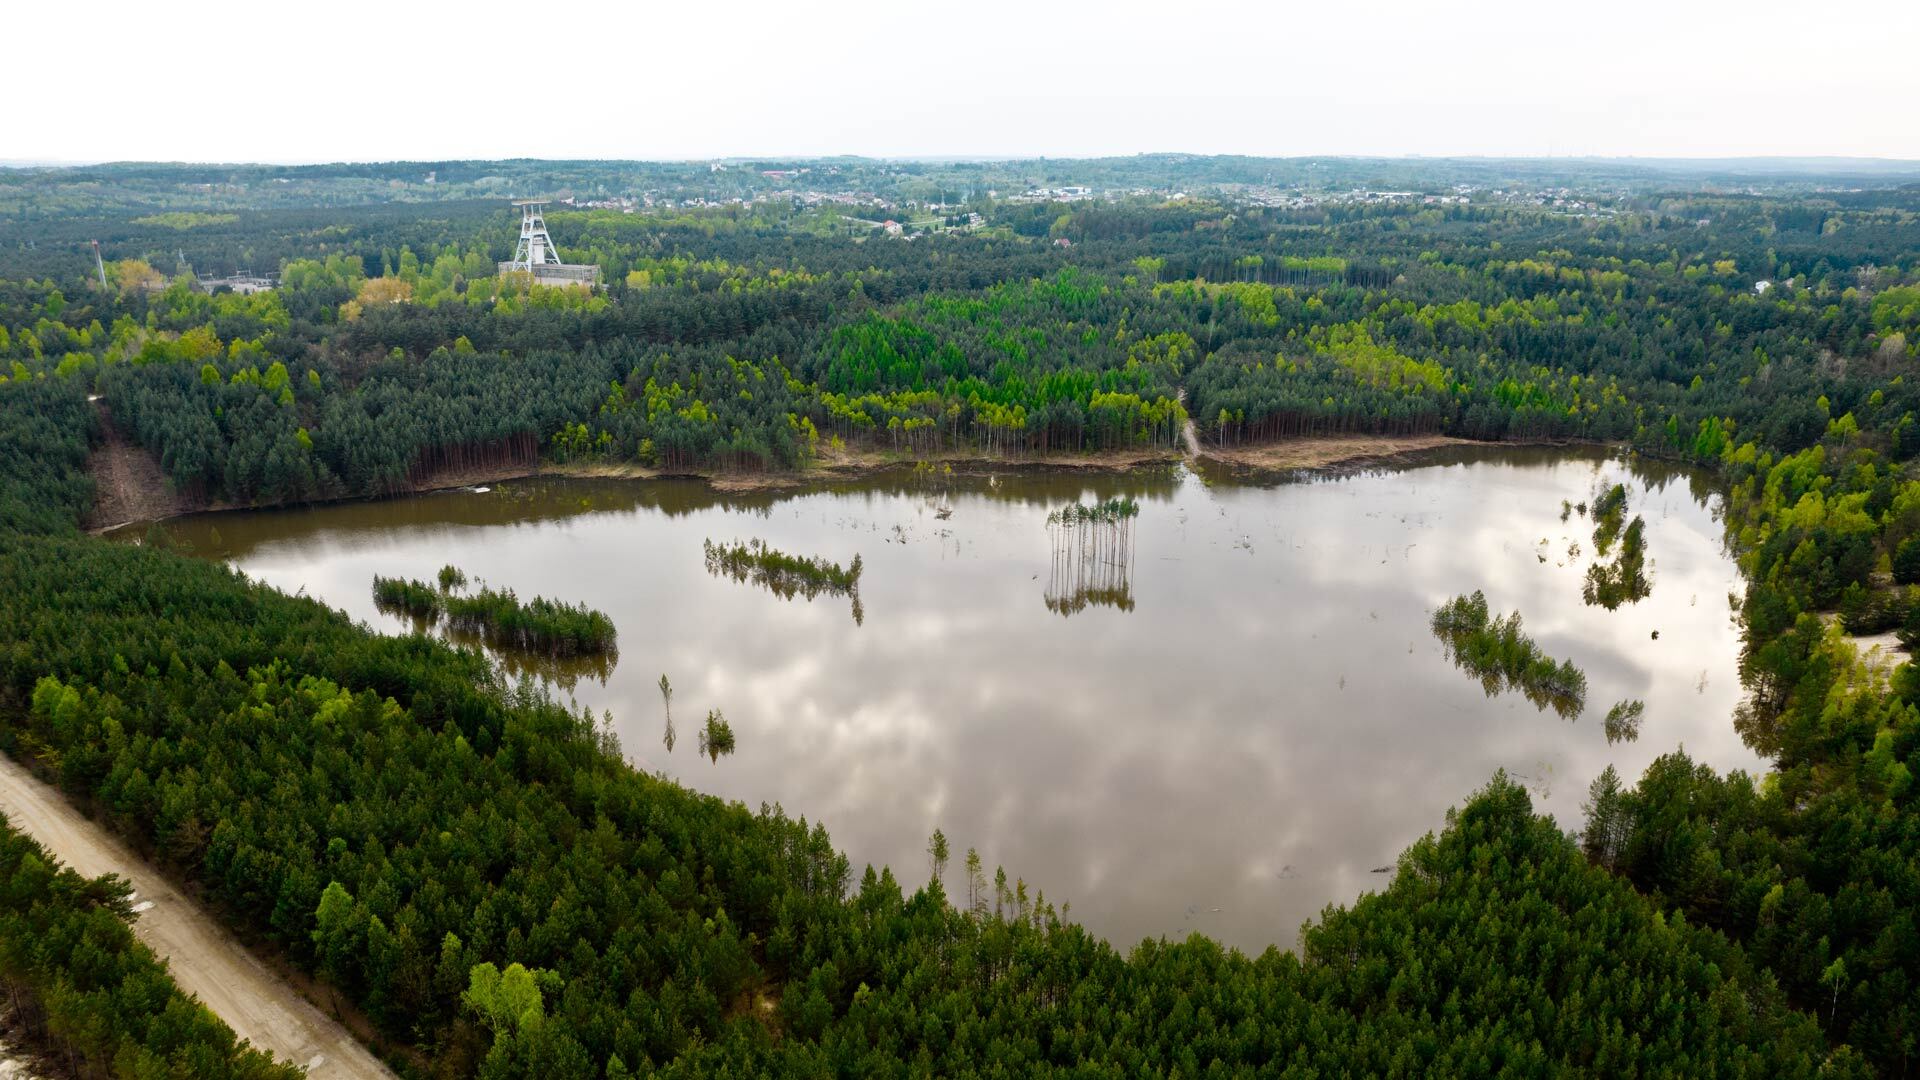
[1430,590,1587,719]
[1603,699,1646,744]
[1590,482,1629,553]
[659,673,675,753]
[1584,516,1653,609]
[1044,497,1140,616]
[372,575,444,623]
[698,709,736,763]
[704,538,864,624]
[455,638,614,695]
[438,564,468,591]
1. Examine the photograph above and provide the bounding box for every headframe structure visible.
[498,200,600,288]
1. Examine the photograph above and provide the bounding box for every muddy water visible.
[135,448,1765,952]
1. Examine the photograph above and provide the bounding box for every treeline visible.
[5,649,1844,1075]
[0,814,302,1079]
[4,187,1917,513]
[1578,425,1920,1072]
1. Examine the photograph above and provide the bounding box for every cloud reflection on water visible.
[148,448,1763,953]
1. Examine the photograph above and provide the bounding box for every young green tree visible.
[1894,537,1920,585]
[1581,765,1629,871]
[964,847,985,917]
[1822,958,1848,1025]
[926,828,949,891]
[312,880,360,997]
[463,961,548,1037]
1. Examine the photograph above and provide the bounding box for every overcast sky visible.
[14,0,1918,164]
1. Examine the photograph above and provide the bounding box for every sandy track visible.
[1196,433,1471,471]
[0,752,396,1079]
[1181,415,1202,458]
[84,401,190,531]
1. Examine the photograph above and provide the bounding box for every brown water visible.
[132,448,1765,952]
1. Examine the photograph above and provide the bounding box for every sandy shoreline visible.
[90,433,1561,531]
[1195,434,1474,473]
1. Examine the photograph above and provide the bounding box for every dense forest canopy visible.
[6,166,1917,505]
[0,156,1918,1075]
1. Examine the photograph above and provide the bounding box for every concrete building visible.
[194,273,276,295]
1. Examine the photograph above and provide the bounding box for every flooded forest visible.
[142,448,1756,948]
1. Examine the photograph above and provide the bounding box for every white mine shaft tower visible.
[498,201,599,288]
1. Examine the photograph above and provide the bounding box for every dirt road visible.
[1178,389,1203,458]
[83,400,189,532]
[0,752,396,1079]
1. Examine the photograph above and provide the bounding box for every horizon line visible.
[6,152,1920,170]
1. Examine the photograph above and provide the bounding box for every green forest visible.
[5,171,1913,508]
[1,158,1918,1075]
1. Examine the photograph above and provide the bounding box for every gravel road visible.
[0,751,396,1078]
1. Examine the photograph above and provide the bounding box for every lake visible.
[134,447,1766,952]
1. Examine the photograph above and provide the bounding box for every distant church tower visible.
[498,201,599,287]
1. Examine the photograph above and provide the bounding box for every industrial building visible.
[498,201,599,288]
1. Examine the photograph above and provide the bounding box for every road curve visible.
[0,751,397,1079]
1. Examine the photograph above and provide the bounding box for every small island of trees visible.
[697,709,736,763]
[445,586,618,657]
[703,538,864,623]
[1431,590,1588,719]
[1581,483,1653,609]
[373,567,616,657]
[1604,699,1646,743]
[372,574,444,621]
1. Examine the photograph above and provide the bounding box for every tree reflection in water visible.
[1044,498,1138,617]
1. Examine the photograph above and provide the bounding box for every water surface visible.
[140,448,1764,951]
